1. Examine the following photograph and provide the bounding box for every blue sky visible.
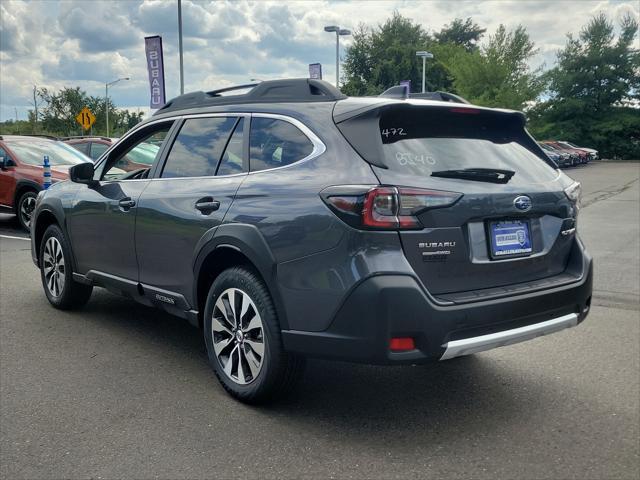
[1,0,638,121]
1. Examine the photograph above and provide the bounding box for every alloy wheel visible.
[20,195,36,229]
[212,288,265,385]
[43,237,65,297]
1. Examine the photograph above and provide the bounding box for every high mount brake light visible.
[322,186,462,230]
[449,107,481,114]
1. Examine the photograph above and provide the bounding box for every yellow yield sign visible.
[75,106,96,130]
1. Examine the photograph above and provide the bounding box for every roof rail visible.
[379,85,409,99]
[409,91,470,104]
[379,84,469,104]
[155,78,347,115]
[59,135,112,141]
[13,134,60,140]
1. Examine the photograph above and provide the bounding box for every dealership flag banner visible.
[145,36,166,109]
[309,63,322,80]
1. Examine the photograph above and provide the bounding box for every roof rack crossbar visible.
[205,83,259,96]
[155,78,347,116]
[379,84,470,104]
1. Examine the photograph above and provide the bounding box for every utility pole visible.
[178,0,184,94]
[28,85,43,133]
[33,86,38,124]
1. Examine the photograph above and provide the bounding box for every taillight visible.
[321,186,462,230]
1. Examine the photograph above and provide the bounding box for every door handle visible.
[118,198,136,210]
[195,197,220,214]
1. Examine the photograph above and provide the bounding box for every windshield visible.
[379,108,558,183]
[6,140,89,166]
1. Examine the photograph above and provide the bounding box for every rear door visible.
[135,114,248,300]
[337,103,576,296]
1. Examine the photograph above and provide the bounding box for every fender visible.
[31,199,77,271]
[14,179,42,206]
[192,223,290,330]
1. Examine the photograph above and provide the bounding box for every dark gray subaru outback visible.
[31,79,592,402]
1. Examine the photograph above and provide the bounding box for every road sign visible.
[75,107,96,130]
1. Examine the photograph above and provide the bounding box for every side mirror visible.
[69,162,97,186]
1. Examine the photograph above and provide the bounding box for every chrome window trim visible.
[247,112,326,176]
[95,111,326,181]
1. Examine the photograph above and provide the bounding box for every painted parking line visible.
[0,234,30,241]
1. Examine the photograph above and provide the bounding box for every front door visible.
[135,115,248,300]
[66,121,175,280]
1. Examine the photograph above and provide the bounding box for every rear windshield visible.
[6,140,88,166]
[378,107,557,183]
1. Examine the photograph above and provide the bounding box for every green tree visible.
[342,12,455,95]
[529,13,639,158]
[446,25,542,110]
[434,17,486,52]
[34,86,143,137]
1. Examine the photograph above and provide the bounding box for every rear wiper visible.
[430,168,516,184]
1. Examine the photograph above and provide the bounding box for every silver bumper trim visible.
[440,313,579,361]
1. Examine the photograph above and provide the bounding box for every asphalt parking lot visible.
[1,161,639,479]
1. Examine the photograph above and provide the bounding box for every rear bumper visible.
[282,245,593,364]
[440,312,578,360]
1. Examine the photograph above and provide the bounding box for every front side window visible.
[161,117,238,178]
[102,124,172,180]
[249,117,314,172]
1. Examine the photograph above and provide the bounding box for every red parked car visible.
[63,136,116,162]
[0,135,88,231]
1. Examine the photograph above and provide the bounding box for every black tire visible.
[17,190,38,232]
[39,224,93,310]
[203,266,305,404]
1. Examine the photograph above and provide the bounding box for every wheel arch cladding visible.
[33,209,60,265]
[193,223,288,330]
[14,180,41,208]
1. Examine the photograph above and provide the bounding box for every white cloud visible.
[0,0,638,121]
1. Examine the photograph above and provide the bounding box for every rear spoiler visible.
[334,103,549,169]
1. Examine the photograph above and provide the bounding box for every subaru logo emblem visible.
[514,195,532,211]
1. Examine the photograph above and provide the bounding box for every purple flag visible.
[145,36,166,109]
[309,63,322,80]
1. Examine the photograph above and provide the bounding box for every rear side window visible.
[162,117,238,178]
[90,142,108,160]
[377,107,557,183]
[249,117,313,172]
[71,142,90,155]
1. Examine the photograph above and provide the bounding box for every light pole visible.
[105,77,130,137]
[324,25,351,87]
[178,0,184,94]
[416,51,433,93]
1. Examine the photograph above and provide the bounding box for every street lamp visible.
[416,51,433,93]
[105,77,130,137]
[324,25,351,87]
